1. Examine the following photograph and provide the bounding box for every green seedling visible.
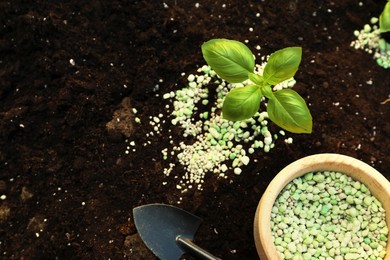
[201,39,312,134]
[380,0,390,33]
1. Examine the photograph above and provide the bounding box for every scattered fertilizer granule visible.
[162,60,297,191]
[351,17,390,69]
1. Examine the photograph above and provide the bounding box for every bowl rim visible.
[254,153,390,260]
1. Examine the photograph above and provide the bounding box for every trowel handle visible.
[177,236,222,260]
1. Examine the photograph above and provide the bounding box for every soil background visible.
[1,0,389,259]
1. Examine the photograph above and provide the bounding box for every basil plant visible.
[201,39,312,134]
[380,0,390,33]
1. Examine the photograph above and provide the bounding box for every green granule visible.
[271,171,388,260]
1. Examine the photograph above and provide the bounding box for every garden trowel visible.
[133,203,221,260]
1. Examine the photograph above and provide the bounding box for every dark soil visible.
[1,0,389,259]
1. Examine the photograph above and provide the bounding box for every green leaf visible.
[248,72,263,85]
[267,89,312,134]
[202,39,255,83]
[263,47,302,85]
[261,85,274,100]
[380,1,390,33]
[222,85,262,121]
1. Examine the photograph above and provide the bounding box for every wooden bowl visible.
[254,153,390,259]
